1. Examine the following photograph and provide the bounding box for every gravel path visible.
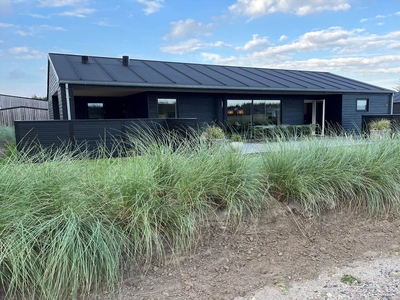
[235,256,400,300]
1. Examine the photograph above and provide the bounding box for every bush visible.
[0,126,15,147]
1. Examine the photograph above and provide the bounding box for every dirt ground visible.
[94,205,400,300]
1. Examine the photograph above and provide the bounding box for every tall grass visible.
[1,125,400,299]
[0,126,15,147]
[259,136,400,214]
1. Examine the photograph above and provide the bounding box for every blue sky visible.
[1,0,399,97]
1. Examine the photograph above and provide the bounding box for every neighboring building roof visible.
[48,53,393,94]
[394,92,400,103]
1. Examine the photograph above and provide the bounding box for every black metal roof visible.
[394,92,400,103]
[48,53,393,94]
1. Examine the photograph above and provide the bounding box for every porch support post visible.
[312,101,316,135]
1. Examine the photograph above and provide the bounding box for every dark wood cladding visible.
[15,118,197,155]
[394,103,400,114]
[342,93,391,132]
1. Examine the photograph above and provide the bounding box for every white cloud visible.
[164,19,214,39]
[15,24,66,36]
[93,20,116,27]
[229,0,351,18]
[59,8,95,17]
[136,0,163,15]
[0,22,15,27]
[376,22,385,26]
[236,34,269,51]
[161,39,207,54]
[8,46,29,54]
[279,35,288,41]
[8,47,45,59]
[375,14,385,19]
[27,13,49,18]
[39,0,87,7]
[160,38,229,54]
[16,30,33,36]
[360,18,368,23]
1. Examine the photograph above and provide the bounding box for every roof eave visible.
[58,80,394,94]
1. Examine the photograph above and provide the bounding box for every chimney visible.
[122,55,129,66]
[81,55,89,64]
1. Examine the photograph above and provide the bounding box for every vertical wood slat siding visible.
[394,103,400,114]
[0,108,49,127]
[178,94,220,127]
[0,95,49,126]
[281,96,304,125]
[14,118,198,154]
[342,93,391,132]
[47,62,60,119]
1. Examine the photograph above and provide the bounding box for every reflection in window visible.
[158,98,176,118]
[88,103,104,119]
[227,99,281,132]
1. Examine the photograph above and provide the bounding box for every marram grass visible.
[1,126,400,299]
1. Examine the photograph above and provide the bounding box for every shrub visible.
[204,124,225,139]
[0,126,15,147]
[369,119,391,130]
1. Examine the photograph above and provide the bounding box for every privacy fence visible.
[14,118,198,155]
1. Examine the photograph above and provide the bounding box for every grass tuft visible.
[1,124,399,298]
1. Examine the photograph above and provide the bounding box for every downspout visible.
[390,93,394,115]
[65,83,71,120]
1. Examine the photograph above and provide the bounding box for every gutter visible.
[58,80,394,95]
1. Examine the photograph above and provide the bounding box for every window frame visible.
[356,99,369,112]
[87,102,104,119]
[157,98,177,118]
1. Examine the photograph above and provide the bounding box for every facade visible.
[47,53,394,134]
[394,92,400,114]
[0,94,48,126]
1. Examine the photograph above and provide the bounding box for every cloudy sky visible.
[1,0,399,97]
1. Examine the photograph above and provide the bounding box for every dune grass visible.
[0,126,15,148]
[1,125,399,299]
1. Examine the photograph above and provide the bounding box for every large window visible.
[88,103,104,119]
[227,99,281,132]
[158,98,176,118]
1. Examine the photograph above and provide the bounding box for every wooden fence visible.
[0,94,49,126]
[14,118,198,156]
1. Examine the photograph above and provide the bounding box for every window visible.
[88,103,104,119]
[227,99,281,133]
[356,99,368,111]
[158,98,176,118]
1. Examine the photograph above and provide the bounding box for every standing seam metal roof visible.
[394,92,400,102]
[49,53,393,93]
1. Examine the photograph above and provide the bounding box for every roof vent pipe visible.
[81,55,89,64]
[122,55,129,66]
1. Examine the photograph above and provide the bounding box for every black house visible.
[47,53,394,135]
[394,92,400,115]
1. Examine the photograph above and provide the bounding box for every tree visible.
[31,94,47,100]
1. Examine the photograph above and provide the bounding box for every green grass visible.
[1,126,399,299]
[0,126,15,147]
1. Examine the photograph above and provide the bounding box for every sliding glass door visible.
[227,99,281,133]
